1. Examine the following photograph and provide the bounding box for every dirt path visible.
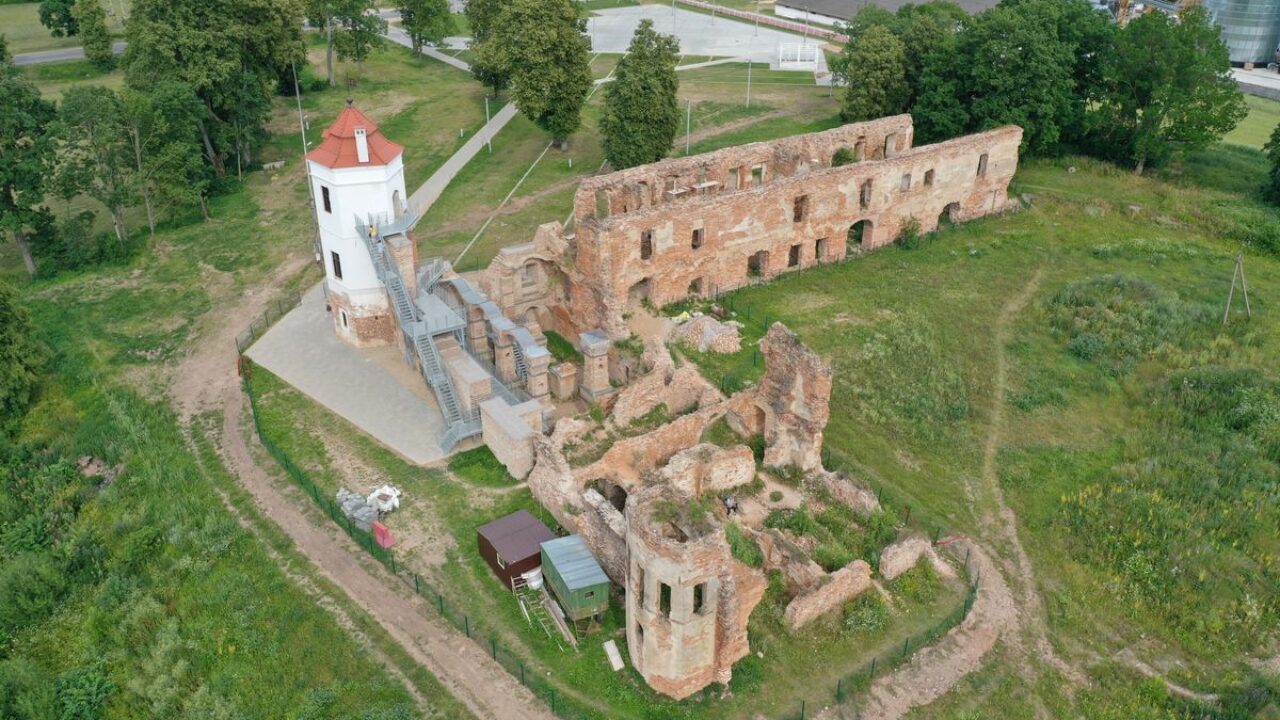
[829,539,1019,720]
[169,253,556,720]
[971,269,1085,688]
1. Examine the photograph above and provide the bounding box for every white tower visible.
[306,100,410,348]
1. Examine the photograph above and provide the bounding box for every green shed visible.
[540,535,610,621]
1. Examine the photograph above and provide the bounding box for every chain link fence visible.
[235,292,304,354]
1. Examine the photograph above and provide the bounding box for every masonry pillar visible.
[525,352,551,399]
[494,332,517,384]
[387,235,418,299]
[579,330,613,402]
[467,307,489,359]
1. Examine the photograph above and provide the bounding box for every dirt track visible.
[170,254,555,720]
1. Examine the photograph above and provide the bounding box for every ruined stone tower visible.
[624,485,764,700]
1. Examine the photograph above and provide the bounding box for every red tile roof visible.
[306,102,404,169]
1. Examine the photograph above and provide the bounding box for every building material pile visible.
[337,487,378,531]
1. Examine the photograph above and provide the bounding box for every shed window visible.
[496,555,507,569]
[659,583,672,617]
[321,185,332,213]
[900,174,911,192]
[793,195,808,222]
[331,251,343,280]
[977,153,989,177]
[583,590,596,600]
[924,169,935,187]
[691,227,704,249]
[640,230,653,260]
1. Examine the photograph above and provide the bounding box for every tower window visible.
[900,174,911,192]
[977,153,989,177]
[924,169,935,187]
[860,180,873,209]
[691,227,704,249]
[793,195,808,222]
[640,230,654,260]
[321,186,332,213]
[331,251,343,280]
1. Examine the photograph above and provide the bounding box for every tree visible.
[120,82,209,235]
[0,280,48,427]
[123,0,305,177]
[478,0,592,143]
[600,20,680,169]
[399,0,454,52]
[38,0,79,38]
[52,86,134,252]
[304,0,341,87]
[1265,123,1280,205]
[1091,6,1246,174]
[72,0,114,70]
[0,42,57,277]
[465,0,510,95]
[333,0,387,74]
[953,0,1077,155]
[839,26,909,122]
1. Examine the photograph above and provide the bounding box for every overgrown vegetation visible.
[448,445,520,487]
[544,329,583,364]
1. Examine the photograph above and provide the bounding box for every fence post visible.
[800,700,805,720]
[465,615,471,638]
[491,637,497,659]
[869,657,876,679]
[391,555,397,574]
[414,573,420,594]
[901,638,909,659]
[836,678,843,702]
[520,663,525,685]
[438,593,444,615]
[551,689,556,713]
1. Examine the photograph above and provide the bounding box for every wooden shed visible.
[476,510,556,588]
[540,535,610,621]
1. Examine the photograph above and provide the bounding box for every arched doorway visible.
[848,220,873,251]
[937,202,960,231]
[747,251,769,278]
[628,278,651,307]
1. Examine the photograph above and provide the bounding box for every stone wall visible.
[756,323,832,471]
[326,286,396,349]
[783,559,872,630]
[564,119,1022,336]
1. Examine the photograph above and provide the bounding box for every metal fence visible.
[235,292,304,354]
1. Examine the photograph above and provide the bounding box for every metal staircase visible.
[356,214,481,450]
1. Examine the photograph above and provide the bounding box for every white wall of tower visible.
[307,154,409,311]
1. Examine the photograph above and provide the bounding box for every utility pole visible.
[1222,252,1252,324]
[484,96,492,153]
[686,99,692,154]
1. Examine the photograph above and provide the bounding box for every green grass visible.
[544,329,583,364]
[1,2,83,54]
[1224,94,1280,149]
[247,367,971,719]
[672,147,1280,715]
[447,445,520,487]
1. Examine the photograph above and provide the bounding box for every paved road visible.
[13,40,126,66]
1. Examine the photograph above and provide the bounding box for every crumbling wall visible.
[608,341,723,427]
[783,559,872,629]
[578,489,628,582]
[478,222,572,337]
[660,443,756,497]
[565,120,1022,336]
[574,406,725,489]
[879,535,957,582]
[756,323,832,471]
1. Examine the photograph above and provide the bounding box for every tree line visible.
[833,0,1247,173]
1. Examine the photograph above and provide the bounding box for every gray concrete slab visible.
[582,5,829,73]
[246,283,448,465]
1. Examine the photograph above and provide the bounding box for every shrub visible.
[769,490,783,502]
[832,146,856,166]
[890,562,939,605]
[894,218,925,250]
[543,330,583,364]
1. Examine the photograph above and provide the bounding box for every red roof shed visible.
[476,510,556,588]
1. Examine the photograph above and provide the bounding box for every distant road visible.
[13,40,127,66]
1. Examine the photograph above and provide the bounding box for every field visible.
[2,41,486,720]
[6,10,1280,719]
[1225,94,1280,149]
[0,1,127,54]
[672,148,1280,716]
